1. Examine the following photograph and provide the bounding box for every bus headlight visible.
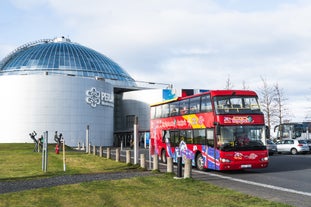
[260,157,269,162]
[220,158,231,163]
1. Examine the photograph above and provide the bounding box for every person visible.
[29,131,38,152]
[235,133,250,147]
[140,137,144,147]
[59,133,64,150]
[54,131,61,147]
[59,133,63,141]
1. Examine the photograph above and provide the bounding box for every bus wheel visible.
[161,149,167,163]
[196,153,204,171]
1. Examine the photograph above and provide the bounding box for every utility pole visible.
[133,116,139,165]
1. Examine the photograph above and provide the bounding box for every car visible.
[276,139,310,155]
[266,139,277,155]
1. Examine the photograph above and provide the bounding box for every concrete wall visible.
[116,89,164,131]
[0,74,114,146]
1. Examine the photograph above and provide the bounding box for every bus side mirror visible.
[214,122,221,135]
[265,125,270,139]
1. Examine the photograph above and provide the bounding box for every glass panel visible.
[193,129,206,145]
[217,125,266,151]
[179,99,189,115]
[178,130,193,144]
[214,96,261,114]
[185,130,193,144]
[206,129,214,147]
[151,107,156,119]
[171,131,179,147]
[201,95,212,112]
[162,104,169,118]
[189,97,200,114]
[169,102,179,116]
[155,105,162,118]
[162,130,170,143]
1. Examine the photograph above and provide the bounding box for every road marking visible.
[195,170,311,197]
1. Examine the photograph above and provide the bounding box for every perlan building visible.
[0,37,169,146]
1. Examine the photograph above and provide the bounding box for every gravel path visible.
[0,171,152,194]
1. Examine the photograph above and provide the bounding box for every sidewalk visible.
[0,171,152,194]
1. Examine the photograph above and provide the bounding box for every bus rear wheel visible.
[161,149,167,163]
[196,153,204,171]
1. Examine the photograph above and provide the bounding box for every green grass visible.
[0,143,133,180]
[0,144,292,207]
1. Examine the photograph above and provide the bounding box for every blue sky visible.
[0,0,311,122]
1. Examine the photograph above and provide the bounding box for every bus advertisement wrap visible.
[150,90,269,171]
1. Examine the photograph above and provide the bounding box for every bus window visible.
[231,98,242,109]
[155,105,162,118]
[179,130,193,144]
[189,97,200,114]
[218,126,266,150]
[170,102,179,116]
[186,130,193,144]
[162,130,170,143]
[201,95,212,112]
[243,97,260,110]
[162,104,169,118]
[179,99,189,115]
[193,129,206,145]
[151,107,156,119]
[170,131,179,147]
[215,97,231,109]
[180,130,187,142]
[214,96,261,114]
[206,129,214,147]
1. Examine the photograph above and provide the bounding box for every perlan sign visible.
[85,87,114,108]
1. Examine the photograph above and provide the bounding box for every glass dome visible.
[0,37,136,87]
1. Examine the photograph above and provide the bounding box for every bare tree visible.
[242,80,249,90]
[273,82,289,125]
[305,88,311,121]
[257,77,277,131]
[225,74,234,89]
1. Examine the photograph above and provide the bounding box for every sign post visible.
[63,138,66,171]
[42,131,48,172]
[86,125,89,153]
[133,116,139,165]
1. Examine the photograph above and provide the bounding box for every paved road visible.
[117,148,311,207]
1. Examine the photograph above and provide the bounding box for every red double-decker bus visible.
[150,90,269,171]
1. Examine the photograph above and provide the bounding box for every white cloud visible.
[2,0,311,121]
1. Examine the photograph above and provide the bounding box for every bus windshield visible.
[218,125,266,151]
[214,96,261,114]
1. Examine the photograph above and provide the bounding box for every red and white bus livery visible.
[150,90,269,171]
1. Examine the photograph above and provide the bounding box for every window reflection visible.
[214,96,261,114]
[217,126,266,151]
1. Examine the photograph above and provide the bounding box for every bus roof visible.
[150,90,258,107]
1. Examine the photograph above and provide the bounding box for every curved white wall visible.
[0,75,114,146]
